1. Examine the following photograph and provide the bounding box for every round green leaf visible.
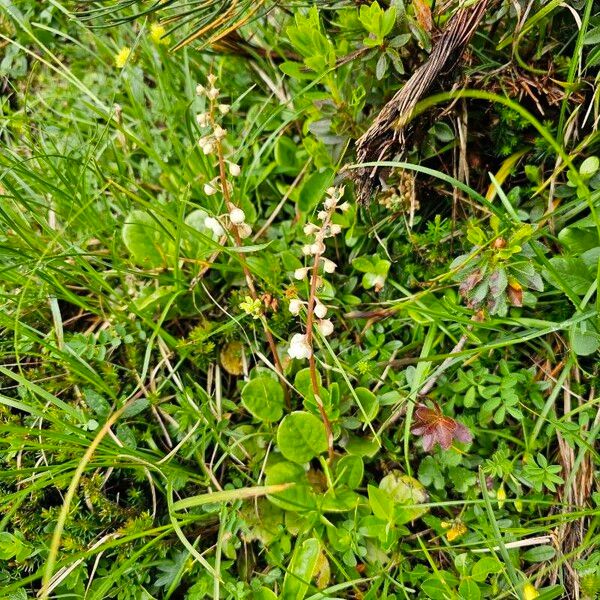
[241,376,284,422]
[277,411,328,463]
[380,470,429,524]
[122,210,168,268]
[580,156,599,179]
[265,460,317,512]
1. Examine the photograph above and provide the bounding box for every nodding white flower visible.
[228,162,241,176]
[317,211,328,221]
[204,181,218,196]
[204,216,224,236]
[302,244,312,256]
[324,197,337,209]
[322,258,337,273]
[310,241,325,255]
[237,223,252,239]
[318,319,334,337]
[303,223,319,235]
[339,201,350,212]
[218,103,230,115]
[196,113,210,127]
[329,224,342,236]
[289,298,302,315]
[207,74,218,86]
[326,187,337,197]
[207,87,220,100]
[213,125,227,140]
[198,137,215,155]
[288,333,312,360]
[229,207,245,225]
[294,267,309,280]
[314,301,327,319]
[195,84,206,96]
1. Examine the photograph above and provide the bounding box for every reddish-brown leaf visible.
[507,283,523,306]
[413,0,433,33]
[411,404,473,452]
[459,269,483,297]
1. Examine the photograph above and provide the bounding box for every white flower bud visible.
[339,201,350,212]
[322,258,337,273]
[318,211,328,220]
[237,223,252,239]
[196,113,210,127]
[314,301,327,319]
[326,187,337,197]
[207,87,220,100]
[204,216,224,236]
[229,207,245,225]
[302,244,312,256]
[330,224,342,235]
[207,74,218,86]
[218,104,230,114]
[294,267,308,280]
[288,333,311,360]
[310,241,325,255]
[318,319,334,337]
[289,298,302,315]
[324,197,337,209]
[195,84,206,96]
[213,125,227,140]
[198,137,215,155]
[228,162,241,176]
[303,223,319,235]
[204,182,218,196]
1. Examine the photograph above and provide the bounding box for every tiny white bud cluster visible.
[288,186,348,360]
[195,74,228,157]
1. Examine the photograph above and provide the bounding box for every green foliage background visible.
[1,1,600,598]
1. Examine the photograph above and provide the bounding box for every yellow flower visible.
[150,23,170,45]
[441,520,467,542]
[115,47,132,68]
[523,583,539,600]
[497,484,506,508]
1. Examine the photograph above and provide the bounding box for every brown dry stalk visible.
[352,0,492,204]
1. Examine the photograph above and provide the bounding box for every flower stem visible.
[304,218,334,463]
[213,135,287,395]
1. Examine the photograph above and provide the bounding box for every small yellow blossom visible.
[497,484,506,508]
[150,23,169,45]
[523,583,539,600]
[240,296,262,319]
[441,520,467,542]
[115,47,132,68]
